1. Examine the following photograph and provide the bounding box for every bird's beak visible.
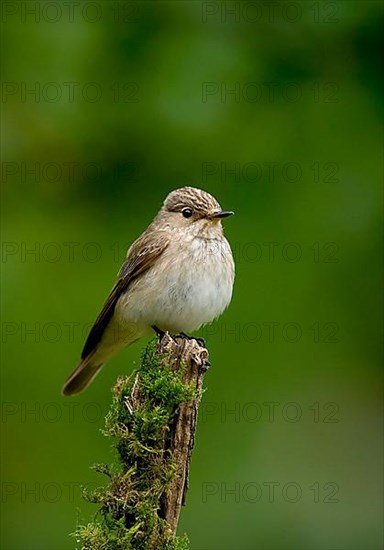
[209,210,234,220]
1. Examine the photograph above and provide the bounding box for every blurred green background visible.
[1,1,383,549]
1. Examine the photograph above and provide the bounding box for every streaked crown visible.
[164,187,221,215]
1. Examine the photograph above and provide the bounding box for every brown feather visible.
[81,230,169,359]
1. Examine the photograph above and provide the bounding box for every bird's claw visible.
[152,327,206,348]
[177,332,206,348]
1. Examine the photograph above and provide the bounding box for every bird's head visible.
[159,186,234,238]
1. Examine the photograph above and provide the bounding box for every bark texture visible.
[156,333,210,533]
[74,334,209,549]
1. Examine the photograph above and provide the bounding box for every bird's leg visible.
[152,325,166,340]
[152,325,181,346]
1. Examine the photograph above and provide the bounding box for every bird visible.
[62,186,235,395]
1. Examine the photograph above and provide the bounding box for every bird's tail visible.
[62,355,103,396]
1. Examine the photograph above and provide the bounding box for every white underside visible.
[93,234,234,364]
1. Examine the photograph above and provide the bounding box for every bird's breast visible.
[118,236,234,333]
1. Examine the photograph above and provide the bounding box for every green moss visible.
[73,339,195,550]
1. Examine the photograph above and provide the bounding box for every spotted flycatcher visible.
[62,187,235,395]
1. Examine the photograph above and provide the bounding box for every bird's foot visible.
[152,325,166,340]
[152,326,206,348]
[177,332,206,348]
[152,326,181,345]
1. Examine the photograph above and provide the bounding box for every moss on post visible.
[73,333,210,550]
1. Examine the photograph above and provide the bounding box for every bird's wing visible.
[81,231,169,359]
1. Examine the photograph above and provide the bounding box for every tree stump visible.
[74,334,210,550]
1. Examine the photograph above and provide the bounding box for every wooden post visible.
[156,333,210,533]
[74,333,210,549]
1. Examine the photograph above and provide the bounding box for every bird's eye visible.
[182,208,193,218]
